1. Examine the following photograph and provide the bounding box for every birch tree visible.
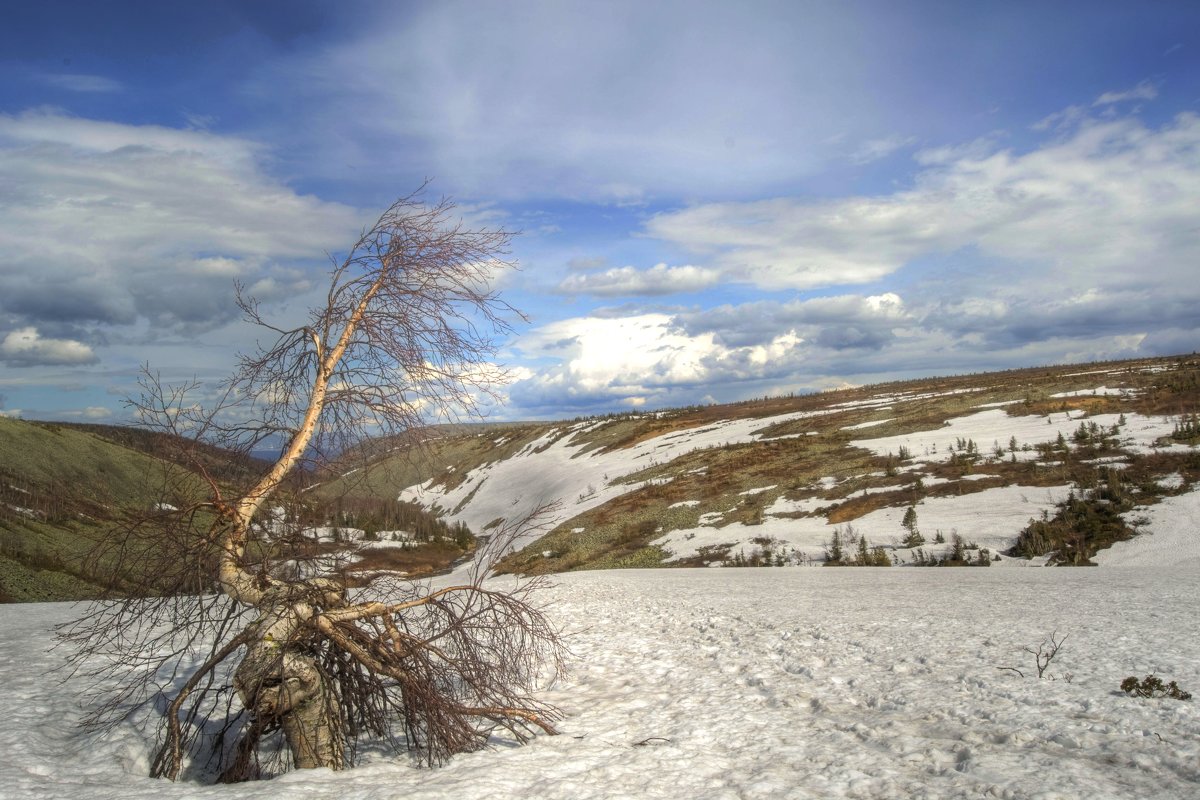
[60,190,564,782]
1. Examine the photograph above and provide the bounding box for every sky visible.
[1,0,1199,423]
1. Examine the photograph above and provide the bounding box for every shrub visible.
[1120,675,1192,701]
[1009,469,1135,564]
[997,631,1069,680]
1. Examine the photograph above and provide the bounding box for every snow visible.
[300,526,367,543]
[51,391,1181,795]
[1155,473,1185,491]
[654,483,1074,563]
[830,388,983,413]
[400,410,830,550]
[3,557,1198,799]
[1050,386,1134,398]
[851,409,1176,463]
[1093,489,1200,568]
[841,418,893,430]
[5,504,39,519]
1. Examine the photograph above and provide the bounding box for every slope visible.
[338,355,1200,572]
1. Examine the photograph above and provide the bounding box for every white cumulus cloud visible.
[0,327,97,367]
[555,263,721,297]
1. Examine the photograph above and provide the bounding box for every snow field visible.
[3,566,1198,799]
[851,408,1165,463]
[400,410,830,548]
[1093,488,1200,568]
[652,483,1074,563]
[399,391,1192,568]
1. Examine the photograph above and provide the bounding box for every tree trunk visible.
[230,590,346,776]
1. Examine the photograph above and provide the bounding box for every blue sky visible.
[2,1,1199,422]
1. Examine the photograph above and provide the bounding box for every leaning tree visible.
[60,190,564,782]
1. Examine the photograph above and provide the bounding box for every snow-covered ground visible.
[401,410,830,548]
[398,389,1193,565]
[653,483,1074,563]
[1095,487,1200,568]
[850,409,1179,463]
[2,561,1197,799]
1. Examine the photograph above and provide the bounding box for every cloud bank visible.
[506,111,1200,414]
[0,110,361,348]
[646,113,1200,293]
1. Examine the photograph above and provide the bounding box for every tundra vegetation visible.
[4,358,1198,595]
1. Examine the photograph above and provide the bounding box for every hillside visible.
[327,354,1200,573]
[5,354,1197,600]
[0,417,192,601]
[0,417,280,601]
[0,417,476,602]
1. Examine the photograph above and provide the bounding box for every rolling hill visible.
[4,353,1197,601]
[327,354,1200,574]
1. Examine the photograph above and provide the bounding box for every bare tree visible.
[59,190,565,782]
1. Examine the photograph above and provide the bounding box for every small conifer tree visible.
[824,528,844,565]
[901,506,924,547]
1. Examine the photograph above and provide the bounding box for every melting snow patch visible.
[842,418,894,431]
[765,495,828,516]
[656,483,1074,564]
[6,546,1200,800]
[1081,456,1130,468]
[398,407,836,553]
[762,431,819,440]
[851,409,1181,464]
[1096,485,1200,567]
[1155,473,1185,490]
[1051,386,1134,398]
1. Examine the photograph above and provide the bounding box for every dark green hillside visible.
[0,416,186,600]
[0,416,475,601]
[59,422,270,487]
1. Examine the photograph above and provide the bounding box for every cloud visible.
[508,299,909,414]
[555,263,721,297]
[1031,105,1087,132]
[513,314,715,398]
[645,196,935,290]
[674,293,908,349]
[244,2,882,201]
[646,113,1200,293]
[850,135,917,164]
[0,110,361,339]
[1093,80,1158,106]
[59,406,113,420]
[505,268,1200,416]
[39,73,123,93]
[0,327,97,367]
